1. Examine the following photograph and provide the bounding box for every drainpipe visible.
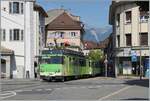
[0,0,2,80]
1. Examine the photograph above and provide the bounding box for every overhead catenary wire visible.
[1,15,24,27]
[1,7,25,27]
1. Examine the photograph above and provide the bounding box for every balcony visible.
[139,11,149,23]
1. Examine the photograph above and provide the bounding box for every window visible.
[9,2,23,14]
[116,13,120,26]
[1,29,6,41]
[125,11,132,23]
[10,29,24,41]
[140,12,149,23]
[39,26,45,34]
[13,2,19,14]
[117,35,120,47]
[79,59,86,66]
[42,56,64,64]
[60,32,64,38]
[60,43,64,46]
[126,34,132,46]
[13,29,20,40]
[71,32,76,37]
[140,33,148,46]
[89,62,91,67]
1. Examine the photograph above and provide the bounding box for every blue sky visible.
[37,0,112,28]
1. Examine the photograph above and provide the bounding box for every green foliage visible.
[87,50,105,62]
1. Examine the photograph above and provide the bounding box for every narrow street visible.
[1,77,149,100]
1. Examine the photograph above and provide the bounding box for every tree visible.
[87,50,105,62]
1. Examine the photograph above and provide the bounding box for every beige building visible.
[109,1,149,76]
[45,9,84,51]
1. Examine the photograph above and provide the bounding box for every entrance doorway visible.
[1,59,6,78]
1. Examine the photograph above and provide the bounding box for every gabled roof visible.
[34,4,48,17]
[45,9,80,25]
[46,11,83,30]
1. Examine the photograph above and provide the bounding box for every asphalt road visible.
[1,77,149,100]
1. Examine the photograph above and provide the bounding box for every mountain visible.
[83,25,112,43]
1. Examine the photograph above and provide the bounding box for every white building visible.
[1,0,47,78]
[33,4,48,71]
[109,1,149,76]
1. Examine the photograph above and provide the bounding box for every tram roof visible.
[42,49,84,57]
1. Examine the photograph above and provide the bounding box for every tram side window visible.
[51,56,64,64]
[72,58,78,65]
[41,56,64,64]
[89,62,91,67]
[79,59,86,66]
[69,57,72,62]
[41,59,51,64]
[92,62,95,67]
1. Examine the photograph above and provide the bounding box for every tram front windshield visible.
[42,56,64,64]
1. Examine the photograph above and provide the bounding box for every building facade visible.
[33,4,48,72]
[1,0,47,78]
[45,9,84,51]
[109,1,149,76]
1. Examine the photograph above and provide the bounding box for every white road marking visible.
[55,85,102,90]
[46,89,52,91]
[1,91,16,99]
[0,93,13,95]
[55,88,61,90]
[36,89,43,91]
[21,89,32,92]
[14,90,23,92]
[80,86,86,89]
[98,86,132,100]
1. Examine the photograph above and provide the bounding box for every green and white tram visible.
[39,49,102,81]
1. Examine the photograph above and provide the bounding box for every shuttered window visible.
[10,29,12,41]
[9,2,24,14]
[21,3,24,14]
[13,29,20,40]
[1,29,6,41]
[9,2,12,13]
[140,33,148,46]
[126,34,132,46]
[13,2,20,14]
[9,29,24,41]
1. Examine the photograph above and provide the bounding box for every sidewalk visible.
[0,78,41,82]
[117,76,149,79]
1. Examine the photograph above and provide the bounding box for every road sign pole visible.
[104,54,108,77]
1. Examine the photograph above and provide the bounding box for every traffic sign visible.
[131,50,137,62]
